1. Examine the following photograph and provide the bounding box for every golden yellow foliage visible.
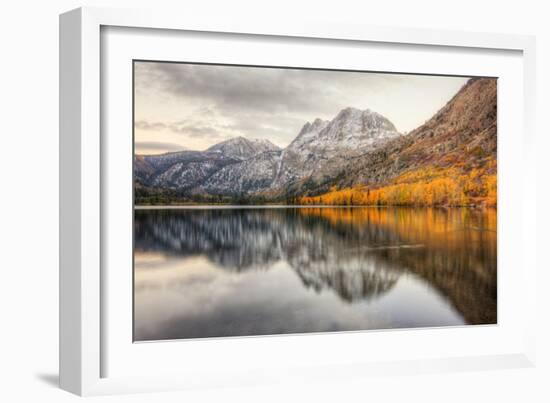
[297,163,497,207]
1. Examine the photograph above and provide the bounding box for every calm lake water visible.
[134,207,497,341]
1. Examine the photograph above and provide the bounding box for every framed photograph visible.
[60,7,537,396]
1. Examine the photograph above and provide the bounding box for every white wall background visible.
[1,0,548,401]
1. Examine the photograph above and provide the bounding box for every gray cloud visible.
[136,118,228,140]
[134,61,469,151]
[170,122,222,138]
[135,62,388,116]
[135,141,185,152]
[135,120,167,131]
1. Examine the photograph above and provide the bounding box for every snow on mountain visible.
[290,118,331,150]
[289,108,398,156]
[134,106,401,198]
[201,150,283,196]
[135,150,240,190]
[206,136,280,160]
[271,108,400,190]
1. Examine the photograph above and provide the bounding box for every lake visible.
[133,206,497,341]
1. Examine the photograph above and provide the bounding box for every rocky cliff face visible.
[200,150,283,196]
[206,136,280,160]
[271,108,400,190]
[329,78,497,190]
[135,150,240,192]
[135,106,401,199]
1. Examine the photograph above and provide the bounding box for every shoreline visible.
[134,204,497,210]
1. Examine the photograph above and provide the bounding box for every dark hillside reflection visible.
[134,207,496,341]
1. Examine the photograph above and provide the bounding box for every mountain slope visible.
[347,78,496,186]
[201,150,283,197]
[206,136,280,160]
[298,78,497,206]
[271,109,400,190]
[134,106,401,201]
[135,151,241,191]
[134,78,496,206]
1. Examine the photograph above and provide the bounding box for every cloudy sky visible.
[134,61,469,155]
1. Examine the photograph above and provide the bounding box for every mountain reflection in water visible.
[134,207,496,341]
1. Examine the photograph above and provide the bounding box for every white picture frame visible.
[59,6,537,396]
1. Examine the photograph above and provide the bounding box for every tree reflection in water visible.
[134,207,496,340]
